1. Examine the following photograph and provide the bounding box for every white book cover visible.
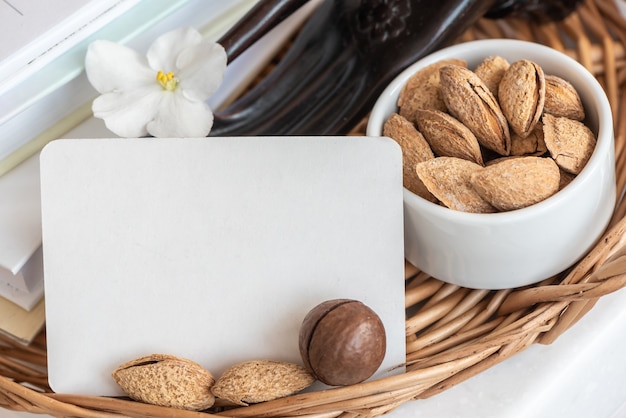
[0,247,44,311]
[0,0,141,95]
[0,153,42,305]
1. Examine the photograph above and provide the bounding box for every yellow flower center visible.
[156,70,178,91]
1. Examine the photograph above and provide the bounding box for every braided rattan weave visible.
[2,0,626,416]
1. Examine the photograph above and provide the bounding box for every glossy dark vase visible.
[210,0,581,136]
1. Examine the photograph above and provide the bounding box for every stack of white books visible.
[0,0,320,344]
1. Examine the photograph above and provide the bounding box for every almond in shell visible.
[112,354,215,411]
[439,64,511,156]
[383,113,436,201]
[498,59,545,138]
[559,168,576,190]
[544,74,585,120]
[414,108,483,165]
[470,156,560,211]
[212,360,315,406]
[510,122,547,156]
[542,113,596,174]
[474,55,510,97]
[397,58,467,123]
[415,157,496,213]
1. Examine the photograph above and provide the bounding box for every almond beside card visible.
[40,136,405,396]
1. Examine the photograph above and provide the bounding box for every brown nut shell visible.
[383,113,436,201]
[544,74,585,120]
[510,122,547,156]
[112,354,215,411]
[440,64,511,156]
[397,58,467,123]
[415,108,484,165]
[474,55,510,97]
[542,113,596,174]
[498,59,545,138]
[470,156,560,211]
[415,157,497,213]
[299,299,386,386]
[211,360,315,406]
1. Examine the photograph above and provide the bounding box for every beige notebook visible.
[0,296,45,345]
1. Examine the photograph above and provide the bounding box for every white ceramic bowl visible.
[367,39,616,289]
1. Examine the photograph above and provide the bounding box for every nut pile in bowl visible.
[366,39,615,290]
[382,55,596,213]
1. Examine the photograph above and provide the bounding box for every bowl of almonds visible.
[367,39,616,289]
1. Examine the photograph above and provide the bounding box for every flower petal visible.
[146,27,204,72]
[146,92,214,137]
[85,40,154,93]
[92,86,163,137]
[177,42,227,102]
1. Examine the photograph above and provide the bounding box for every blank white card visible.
[40,136,406,396]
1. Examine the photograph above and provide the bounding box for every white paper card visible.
[41,136,405,396]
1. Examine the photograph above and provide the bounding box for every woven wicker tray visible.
[2,0,626,416]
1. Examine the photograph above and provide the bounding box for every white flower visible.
[85,27,227,138]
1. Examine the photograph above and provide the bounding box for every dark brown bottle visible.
[211,0,581,137]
